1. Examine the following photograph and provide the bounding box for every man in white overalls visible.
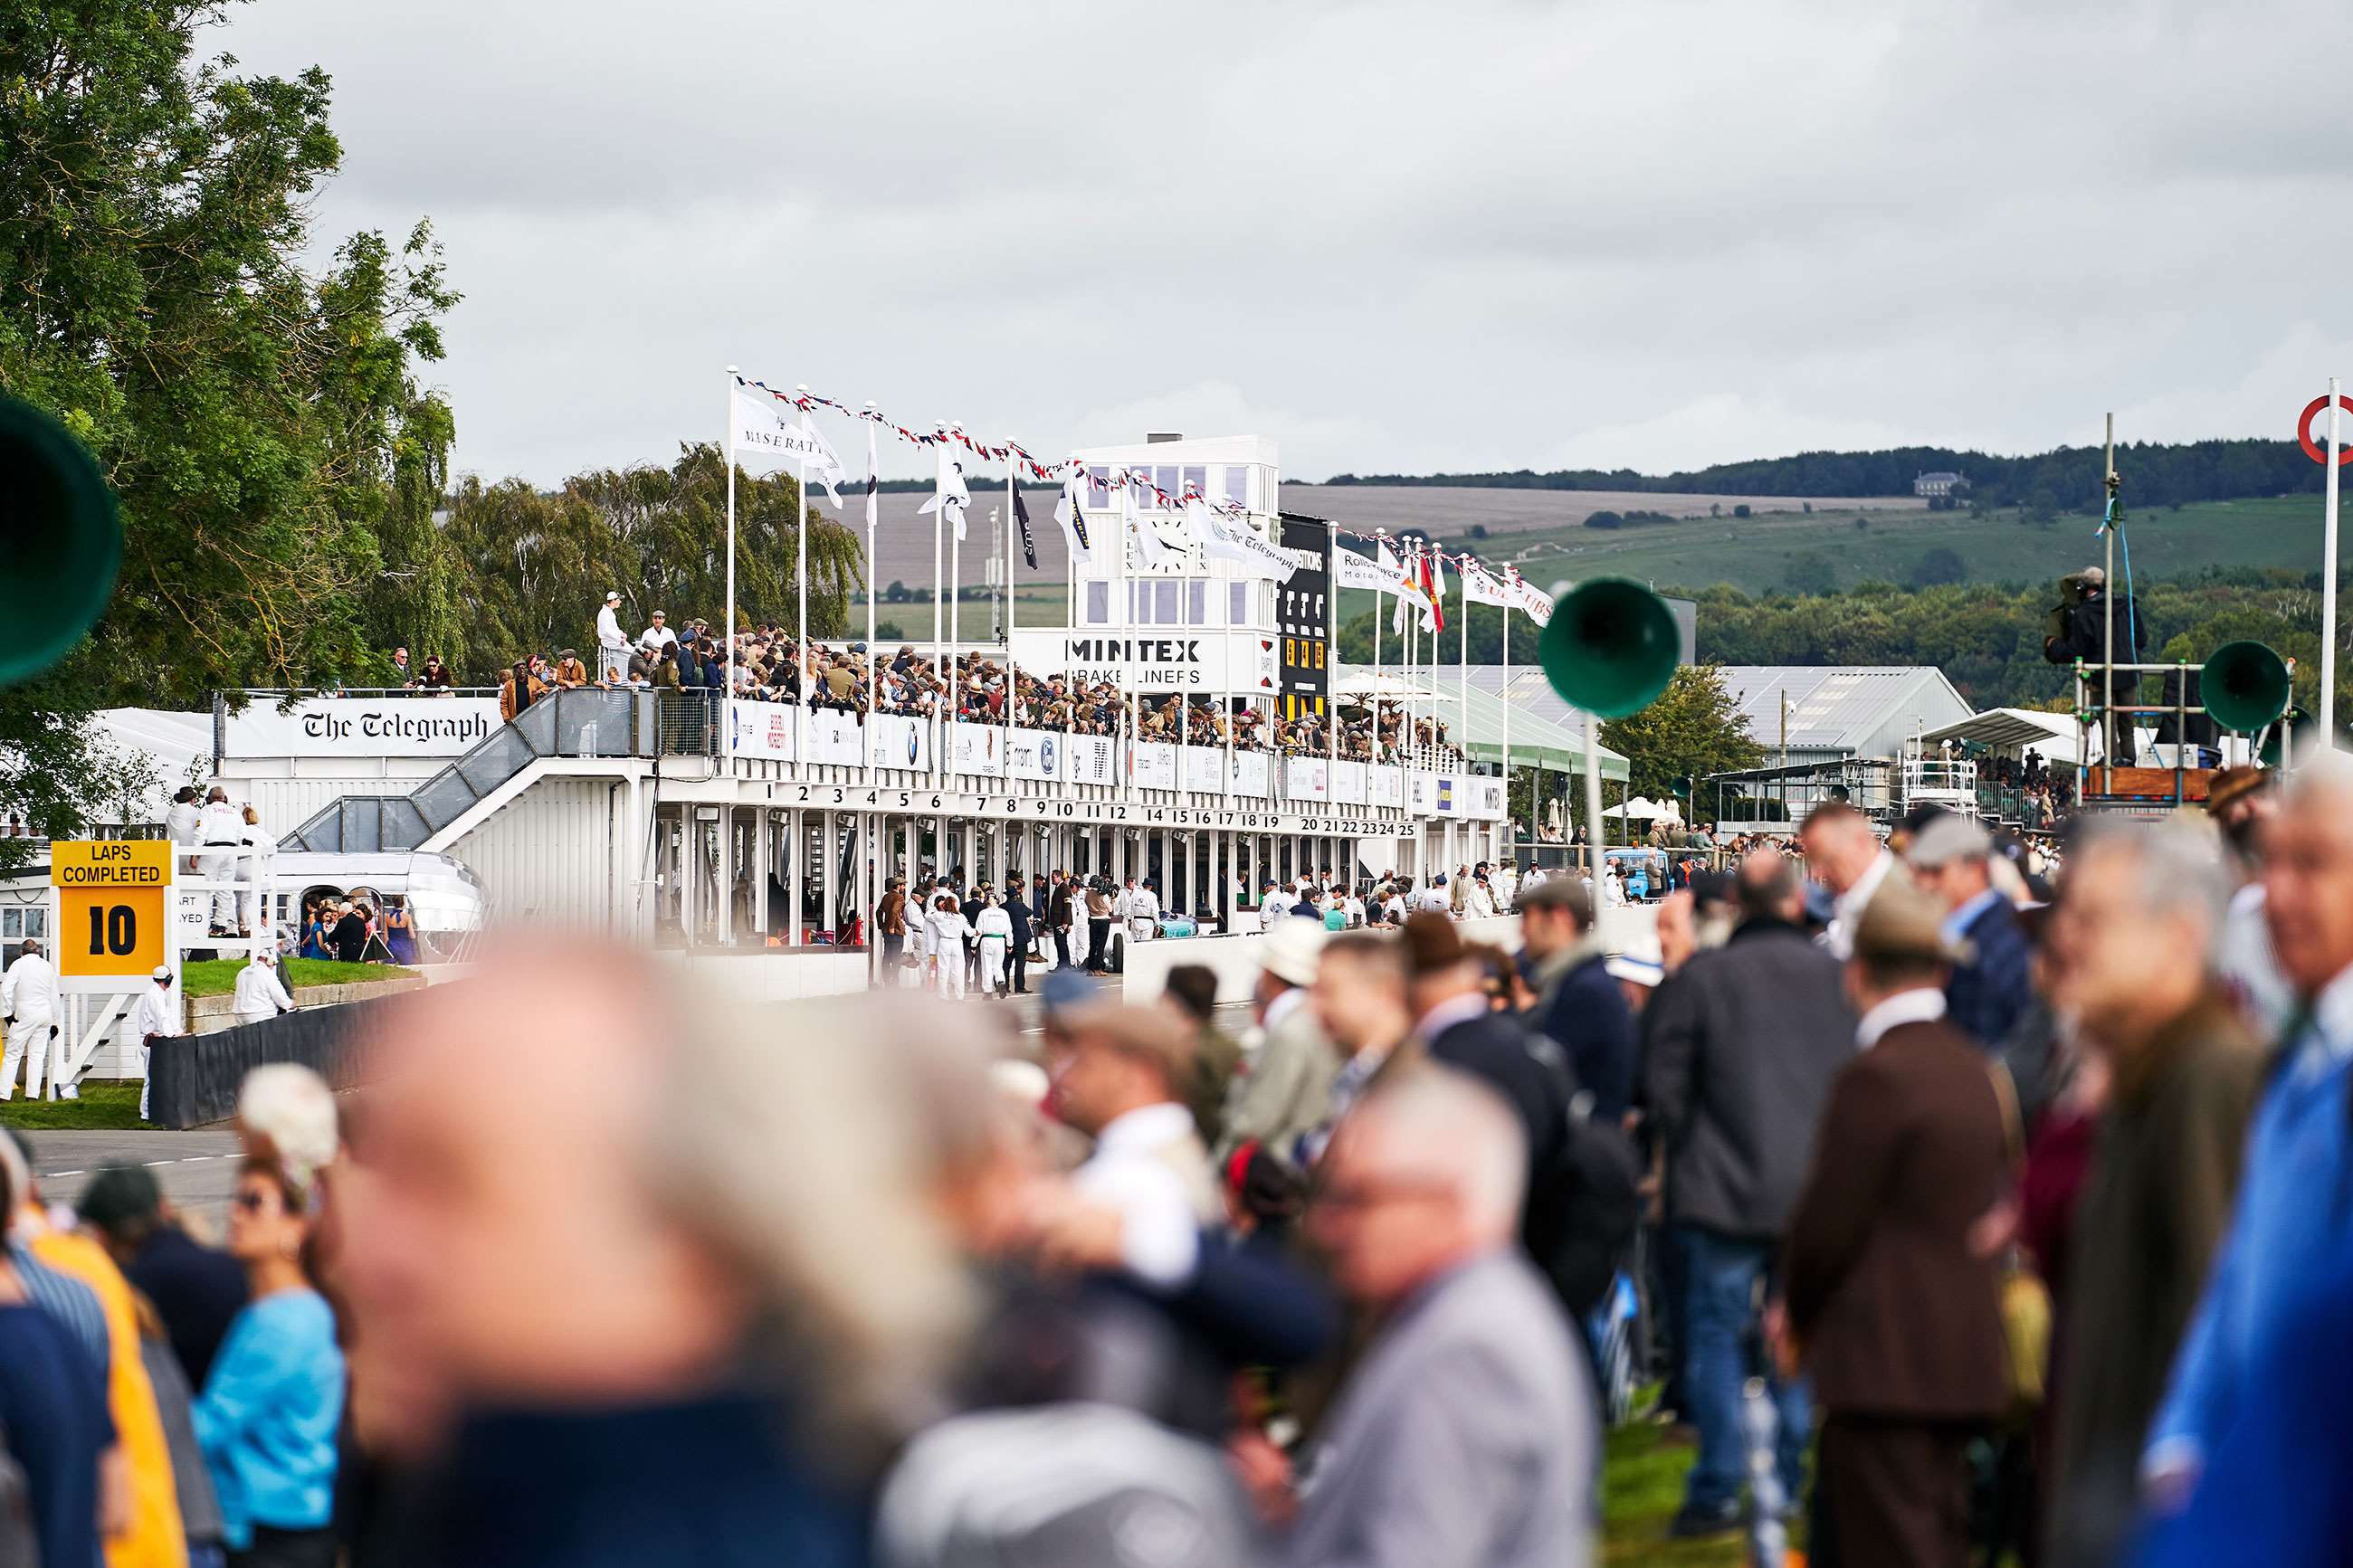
[974,894,1014,998]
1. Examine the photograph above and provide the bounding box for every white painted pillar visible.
[753,808,771,944]
[787,809,803,947]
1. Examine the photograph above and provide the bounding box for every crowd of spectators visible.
[12,758,2353,1563]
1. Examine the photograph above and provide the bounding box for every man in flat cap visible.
[1905,813,2033,1049]
[1780,875,2012,1567]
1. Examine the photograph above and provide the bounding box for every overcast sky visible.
[217,0,2353,488]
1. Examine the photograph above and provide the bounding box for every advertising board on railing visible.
[1066,733,1118,786]
[1332,760,1369,804]
[1373,766,1405,808]
[1284,755,1329,800]
[728,699,796,763]
[950,722,1008,776]
[1182,746,1223,794]
[871,713,931,771]
[1005,727,1062,783]
[1131,742,1178,791]
[225,697,500,759]
[804,707,863,766]
[1232,751,1272,799]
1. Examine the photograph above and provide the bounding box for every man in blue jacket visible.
[1907,814,2034,1048]
[2138,758,2353,1565]
[1518,877,1637,1121]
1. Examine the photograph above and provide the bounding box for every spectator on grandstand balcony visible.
[639,611,677,659]
[414,653,455,693]
[391,646,414,686]
[595,591,629,684]
[1905,814,2034,1049]
[551,649,590,689]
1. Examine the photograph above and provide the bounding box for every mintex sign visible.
[1011,631,1278,694]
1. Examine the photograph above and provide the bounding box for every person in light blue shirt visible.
[2139,760,2353,1564]
[193,1157,344,1567]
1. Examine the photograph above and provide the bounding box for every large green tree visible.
[0,0,457,862]
[438,446,862,680]
[1598,664,1767,808]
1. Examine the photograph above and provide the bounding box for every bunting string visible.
[737,375,1552,616]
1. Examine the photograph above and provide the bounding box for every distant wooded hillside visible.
[1327,438,2324,512]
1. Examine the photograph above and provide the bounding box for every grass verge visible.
[0,1081,147,1131]
[180,957,415,998]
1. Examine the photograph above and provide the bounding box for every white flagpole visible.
[724,366,738,755]
[1503,565,1516,841]
[2326,375,2342,751]
[1124,473,1138,802]
[949,434,962,747]
[931,432,944,787]
[864,407,879,770]
[1372,531,1385,764]
[795,388,811,701]
[1458,554,1469,772]
[1004,461,1015,756]
[1327,519,1339,775]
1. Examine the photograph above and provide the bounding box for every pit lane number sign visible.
[51,841,171,979]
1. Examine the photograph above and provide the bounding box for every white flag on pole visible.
[917,444,971,542]
[1191,492,1297,583]
[1054,468,1097,566]
[1516,576,1556,626]
[1462,557,1514,607]
[1384,539,1417,637]
[730,384,842,503]
[864,423,879,532]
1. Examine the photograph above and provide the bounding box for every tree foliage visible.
[0,0,457,861]
[436,447,861,678]
[1597,665,1766,805]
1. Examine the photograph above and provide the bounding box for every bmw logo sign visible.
[1041,736,1056,772]
[907,727,919,764]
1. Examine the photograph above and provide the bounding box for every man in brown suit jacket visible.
[1782,876,2011,1568]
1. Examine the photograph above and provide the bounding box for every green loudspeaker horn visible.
[0,395,122,685]
[2201,641,2291,733]
[1538,577,1680,719]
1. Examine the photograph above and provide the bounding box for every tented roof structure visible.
[1333,662,1628,780]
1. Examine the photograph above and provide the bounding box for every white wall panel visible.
[446,776,620,931]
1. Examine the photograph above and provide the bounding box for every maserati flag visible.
[1012,480,1039,570]
[798,412,848,509]
[731,383,843,507]
[918,445,972,542]
[1053,469,1096,566]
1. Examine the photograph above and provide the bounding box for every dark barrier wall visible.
[146,999,385,1130]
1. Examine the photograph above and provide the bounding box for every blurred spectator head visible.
[1845,876,1958,1009]
[1222,1140,1307,1235]
[1310,1068,1526,1309]
[1253,918,1324,1010]
[74,1163,165,1263]
[1516,875,1594,958]
[2052,822,2228,1039]
[1161,965,1217,1028]
[2205,765,2278,864]
[1906,814,1994,912]
[1735,849,1804,925]
[1312,931,1411,1058]
[1399,910,1482,1018]
[342,943,975,1451]
[1046,1003,1195,1138]
[237,1062,339,1194]
[2262,755,2353,1000]
[228,1155,317,1272]
[1798,799,1881,894]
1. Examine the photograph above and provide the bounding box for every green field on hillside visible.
[1418,495,2327,597]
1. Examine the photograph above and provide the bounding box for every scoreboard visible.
[51,840,171,978]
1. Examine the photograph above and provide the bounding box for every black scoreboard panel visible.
[1276,514,1333,721]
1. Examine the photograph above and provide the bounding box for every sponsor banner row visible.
[1404,772,1508,820]
[224,697,501,758]
[730,703,935,769]
[761,781,1415,838]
